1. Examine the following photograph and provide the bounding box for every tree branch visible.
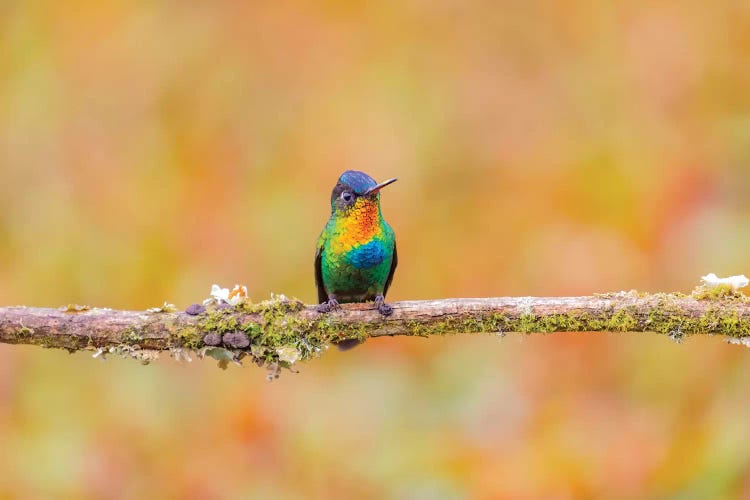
[2,290,750,369]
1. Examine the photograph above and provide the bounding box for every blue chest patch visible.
[347,240,387,269]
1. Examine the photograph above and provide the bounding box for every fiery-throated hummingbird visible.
[315,170,398,322]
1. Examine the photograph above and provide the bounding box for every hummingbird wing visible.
[315,243,327,304]
[383,242,398,298]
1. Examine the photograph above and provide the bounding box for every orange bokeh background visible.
[2,2,750,497]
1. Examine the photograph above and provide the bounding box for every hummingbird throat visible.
[334,198,383,249]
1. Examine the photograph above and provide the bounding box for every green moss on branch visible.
[3,289,750,373]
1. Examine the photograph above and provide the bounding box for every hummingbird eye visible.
[341,191,354,203]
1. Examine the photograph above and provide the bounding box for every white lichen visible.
[203,284,250,306]
[91,345,160,365]
[725,337,750,348]
[134,349,160,365]
[516,296,534,315]
[146,302,178,313]
[170,348,193,363]
[198,346,241,369]
[277,345,301,365]
[701,273,749,290]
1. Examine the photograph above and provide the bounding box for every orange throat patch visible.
[330,199,382,253]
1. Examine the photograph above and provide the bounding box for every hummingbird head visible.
[330,170,397,215]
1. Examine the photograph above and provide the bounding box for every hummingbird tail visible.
[335,339,363,351]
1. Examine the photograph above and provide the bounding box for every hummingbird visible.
[315,170,398,321]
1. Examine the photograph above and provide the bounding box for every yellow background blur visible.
[2,1,750,498]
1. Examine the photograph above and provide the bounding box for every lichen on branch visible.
[2,285,750,375]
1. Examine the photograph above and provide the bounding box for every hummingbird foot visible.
[316,298,340,313]
[374,295,393,317]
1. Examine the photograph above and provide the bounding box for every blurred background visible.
[1,1,750,497]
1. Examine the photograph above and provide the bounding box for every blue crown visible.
[339,170,377,195]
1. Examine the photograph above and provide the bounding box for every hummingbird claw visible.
[316,298,340,313]
[374,295,393,317]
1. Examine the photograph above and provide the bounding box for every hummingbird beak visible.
[363,178,397,196]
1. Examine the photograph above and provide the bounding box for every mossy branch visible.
[2,288,750,370]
